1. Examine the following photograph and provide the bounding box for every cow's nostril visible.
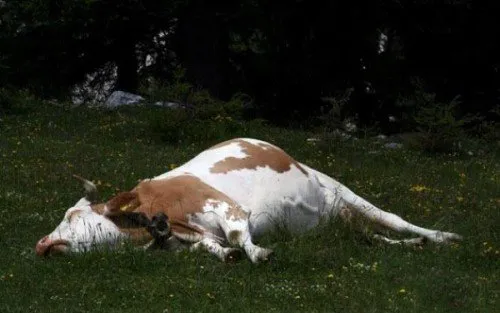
[47,243,67,256]
[35,236,50,256]
[35,237,69,257]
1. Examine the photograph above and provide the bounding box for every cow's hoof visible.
[250,247,274,264]
[261,250,275,264]
[433,231,463,244]
[147,213,171,239]
[224,248,243,263]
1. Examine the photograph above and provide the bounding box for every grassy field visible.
[0,104,498,312]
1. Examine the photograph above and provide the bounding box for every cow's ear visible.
[104,191,140,216]
[109,211,152,229]
[74,197,92,209]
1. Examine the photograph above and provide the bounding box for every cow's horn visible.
[72,174,98,202]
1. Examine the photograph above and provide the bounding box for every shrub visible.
[141,67,193,105]
[150,107,265,145]
[141,66,248,119]
[0,88,38,114]
[144,70,256,144]
[474,105,500,142]
[412,96,468,153]
[318,88,354,132]
[396,79,477,153]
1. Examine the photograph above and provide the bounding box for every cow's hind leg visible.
[226,228,273,263]
[372,234,426,245]
[220,207,273,263]
[339,207,427,246]
[190,238,243,262]
[327,187,462,244]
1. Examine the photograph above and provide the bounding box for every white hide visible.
[40,198,124,254]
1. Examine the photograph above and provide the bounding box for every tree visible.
[0,0,177,95]
[386,1,499,117]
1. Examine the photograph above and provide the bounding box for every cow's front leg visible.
[221,205,273,264]
[190,238,243,262]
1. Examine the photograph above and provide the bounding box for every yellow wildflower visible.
[410,185,429,192]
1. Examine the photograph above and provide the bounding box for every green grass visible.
[0,104,498,312]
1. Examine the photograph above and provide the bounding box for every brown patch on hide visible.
[225,205,248,221]
[209,139,308,176]
[105,191,141,215]
[67,209,83,222]
[104,175,239,239]
[228,230,242,245]
[90,203,106,215]
[168,220,204,237]
[339,206,353,223]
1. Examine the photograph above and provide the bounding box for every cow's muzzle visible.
[35,236,69,257]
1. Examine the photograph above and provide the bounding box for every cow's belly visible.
[247,195,325,238]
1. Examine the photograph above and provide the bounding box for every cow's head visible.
[35,176,127,256]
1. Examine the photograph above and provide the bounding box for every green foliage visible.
[144,77,258,144]
[0,88,38,113]
[141,68,193,104]
[473,105,500,142]
[318,88,354,133]
[0,0,177,95]
[1,0,499,127]
[413,97,467,153]
[149,106,264,145]
[397,81,477,153]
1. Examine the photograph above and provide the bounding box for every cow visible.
[35,138,462,263]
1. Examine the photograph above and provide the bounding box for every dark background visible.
[1,0,499,131]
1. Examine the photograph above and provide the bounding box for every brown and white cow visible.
[35,138,462,263]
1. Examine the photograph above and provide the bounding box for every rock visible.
[384,142,403,149]
[306,138,321,142]
[344,121,357,133]
[153,101,184,109]
[334,129,354,140]
[104,91,145,108]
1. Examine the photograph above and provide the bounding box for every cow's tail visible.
[303,164,462,244]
